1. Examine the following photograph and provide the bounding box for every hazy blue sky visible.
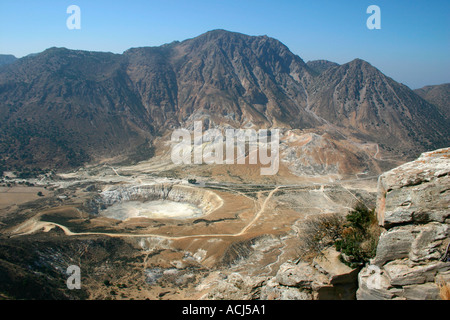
[0,0,449,89]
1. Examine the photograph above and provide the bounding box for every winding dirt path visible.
[237,187,279,236]
[12,187,281,240]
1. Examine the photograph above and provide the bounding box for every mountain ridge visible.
[0,30,448,174]
[0,54,17,67]
[414,83,450,119]
[306,59,340,75]
[307,58,449,156]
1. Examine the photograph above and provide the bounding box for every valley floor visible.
[0,159,377,300]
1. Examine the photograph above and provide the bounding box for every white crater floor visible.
[100,200,203,220]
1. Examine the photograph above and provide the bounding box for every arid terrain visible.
[0,30,448,300]
[0,151,377,299]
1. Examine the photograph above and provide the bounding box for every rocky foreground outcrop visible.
[358,148,450,300]
[201,247,359,300]
[261,247,359,300]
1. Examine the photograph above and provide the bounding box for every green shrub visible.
[345,202,375,230]
[335,203,380,268]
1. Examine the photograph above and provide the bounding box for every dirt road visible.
[12,186,281,240]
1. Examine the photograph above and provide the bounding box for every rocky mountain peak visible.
[0,54,18,67]
[306,60,339,75]
[0,30,448,171]
[414,83,450,119]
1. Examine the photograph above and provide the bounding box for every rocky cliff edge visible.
[358,148,450,300]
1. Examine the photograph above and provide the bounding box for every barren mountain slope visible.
[307,59,449,159]
[414,83,450,119]
[0,30,448,174]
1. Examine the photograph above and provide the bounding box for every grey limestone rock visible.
[358,148,450,300]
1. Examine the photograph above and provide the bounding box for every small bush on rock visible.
[297,213,345,260]
[335,203,381,268]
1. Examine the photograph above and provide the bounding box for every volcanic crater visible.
[97,184,224,221]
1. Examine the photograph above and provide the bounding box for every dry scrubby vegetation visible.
[297,212,344,260]
[298,203,381,268]
[438,280,450,300]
